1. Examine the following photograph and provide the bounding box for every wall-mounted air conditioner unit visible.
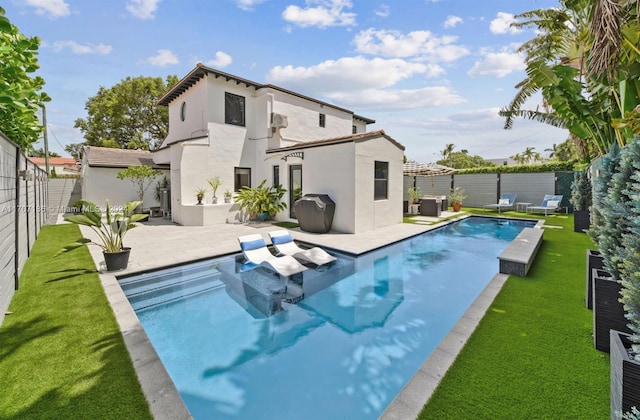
[271,113,288,129]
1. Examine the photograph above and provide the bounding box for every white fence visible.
[0,131,48,325]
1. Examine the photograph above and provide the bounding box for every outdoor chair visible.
[268,230,337,267]
[238,234,308,276]
[483,193,517,213]
[526,194,564,216]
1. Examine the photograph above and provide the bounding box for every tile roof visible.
[84,146,169,169]
[28,157,78,166]
[265,129,405,154]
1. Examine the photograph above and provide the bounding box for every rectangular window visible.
[374,161,388,200]
[273,165,280,188]
[319,113,325,128]
[352,125,357,134]
[225,92,245,126]
[234,167,251,191]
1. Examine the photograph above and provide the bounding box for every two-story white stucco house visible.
[153,63,404,234]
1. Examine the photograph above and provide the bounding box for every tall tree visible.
[0,7,50,149]
[74,75,179,150]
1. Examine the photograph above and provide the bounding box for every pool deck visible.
[72,212,538,419]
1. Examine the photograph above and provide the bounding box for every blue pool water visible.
[120,217,536,419]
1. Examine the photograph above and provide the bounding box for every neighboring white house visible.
[81,146,170,210]
[28,156,79,176]
[153,63,405,233]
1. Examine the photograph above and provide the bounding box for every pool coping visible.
[86,215,544,419]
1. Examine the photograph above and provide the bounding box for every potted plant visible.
[570,169,592,233]
[407,187,421,214]
[55,200,148,271]
[196,187,206,205]
[611,138,640,416]
[449,187,466,212]
[208,176,221,204]
[235,180,287,221]
[224,190,233,204]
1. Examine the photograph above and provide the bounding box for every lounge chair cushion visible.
[498,198,510,205]
[546,200,559,208]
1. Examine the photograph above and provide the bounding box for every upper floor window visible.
[374,161,388,200]
[225,92,245,126]
[180,101,187,121]
[319,113,326,128]
[352,125,357,134]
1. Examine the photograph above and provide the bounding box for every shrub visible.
[235,180,287,220]
[570,169,592,211]
[589,142,621,248]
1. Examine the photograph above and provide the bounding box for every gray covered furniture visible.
[294,194,335,233]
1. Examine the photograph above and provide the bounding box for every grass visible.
[419,209,610,418]
[1,212,610,418]
[0,224,152,420]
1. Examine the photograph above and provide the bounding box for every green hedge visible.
[456,161,576,174]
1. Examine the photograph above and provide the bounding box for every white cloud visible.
[282,0,356,28]
[26,0,70,18]
[205,51,233,68]
[235,0,268,11]
[490,12,520,34]
[353,28,469,62]
[467,48,525,77]
[327,86,466,110]
[51,40,112,54]
[266,56,463,110]
[147,49,179,66]
[126,0,161,20]
[375,4,390,18]
[267,56,426,92]
[444,15,462,29]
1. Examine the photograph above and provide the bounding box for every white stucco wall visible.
[353,138,404,233]
[83,166,170,210]
[297,142,357,232]
[165,77,208,144]
[270,90,353,142]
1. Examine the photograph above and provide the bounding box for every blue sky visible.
[6,0,568,162]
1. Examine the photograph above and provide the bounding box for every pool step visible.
[121,266,224,311]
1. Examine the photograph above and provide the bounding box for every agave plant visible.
[55,199,148,255]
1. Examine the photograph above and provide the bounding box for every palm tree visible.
[499,0,639,158]
[441,143,455,166]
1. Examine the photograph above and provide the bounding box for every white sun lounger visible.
[268,230,337,266]
[483,193,517,213]
[238,234,307,277]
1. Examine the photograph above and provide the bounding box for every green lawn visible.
[419,209,610,418]
[1,213,610,418]
[0,224,152,420]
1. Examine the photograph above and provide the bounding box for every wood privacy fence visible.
[0,131,48,325]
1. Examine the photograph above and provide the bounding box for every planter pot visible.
[610,331,640,418]
[212,197,218,204]
[257,212,269,222]
[573,209,590,233]
[593,270,632,353]
[410,204,419,215]
[224,197,232,204]
[586,249,604,309]
[103,247,131,271]
[452,202,462,212]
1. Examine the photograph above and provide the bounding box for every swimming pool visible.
[120,217,536,419]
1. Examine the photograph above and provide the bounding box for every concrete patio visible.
[67,211,517,420]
